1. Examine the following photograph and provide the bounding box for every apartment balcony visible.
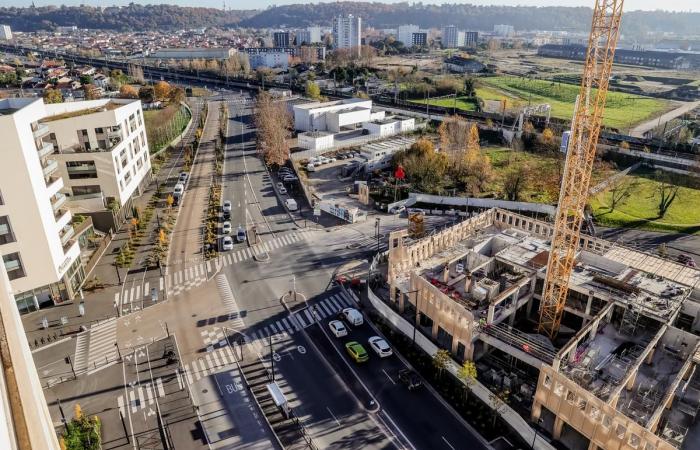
[45,176,63,196]
[32,123,50,139]
[37,141,54,158]
[59,224,75,246]
[42,159,58,177]
[55,209,71,229]
[51,193,67,212]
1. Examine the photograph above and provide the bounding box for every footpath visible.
[22,98,204,350]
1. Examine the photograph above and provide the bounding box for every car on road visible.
[174,183,184,196]
[236,226,246,243]
[221,236,233,251]
[222,200,232,213]
[345,341,369,363]
[340,307,363,327]
[368,336,393,358]
[318,156,330,165]
[327,157,336,163]
[282,175,299,182]
[222,221,232,234]
[285,198,298,211]
[329,320,348,338]
[279,168,294,176]
[278,186,288,195]
[178,172,188,183]
[389,205,406,214]
[397,369,422,391]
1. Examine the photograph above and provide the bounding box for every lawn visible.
[408,96,478,111]
[477,76,671,130]
[144,104,191,154]
[483,147,616,204]
[590,169,700,234]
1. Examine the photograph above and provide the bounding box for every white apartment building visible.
[249,52,289,70]
[362,116,415,138]
[42,99,152,231]
[307,26,322,44]
[333,15,362,56]
[0,262,60,450]
[442,25,462,48]
[0,98,83,313]
[397,25,419,46]
[0,25,11,40]
[293,98,383,132]
[494,24,515,37]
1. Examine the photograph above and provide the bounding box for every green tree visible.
[139,85,155,103]
[305,81,322,100]
[79,74,93,85]
[457,360,478,400]
[0,71,17,87]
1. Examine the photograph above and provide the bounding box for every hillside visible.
[0,3,696,39]
[0,4,255,31]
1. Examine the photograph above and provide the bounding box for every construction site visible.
[372,1,700,449]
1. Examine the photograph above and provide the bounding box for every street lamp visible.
[375,217,381,253]
[405,289,422,346]
[530,417,544,449]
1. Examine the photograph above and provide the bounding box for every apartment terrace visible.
[40,101,122,123]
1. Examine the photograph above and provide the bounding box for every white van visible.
[341,308,363,327]
[285,198,298,211]
[174,183,184,195]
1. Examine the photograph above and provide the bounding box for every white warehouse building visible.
[0,98,83,312]
[293,98,384,132]
[43,99,152,231]
[362,116,415,138]
[297,131,335,151]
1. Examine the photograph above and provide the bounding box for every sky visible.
[4,0,697,11]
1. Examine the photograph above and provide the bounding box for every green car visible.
[345,341,369,363]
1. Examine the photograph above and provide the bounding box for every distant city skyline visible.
[8,0,699,12]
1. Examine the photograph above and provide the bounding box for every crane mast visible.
[538,0,625,339]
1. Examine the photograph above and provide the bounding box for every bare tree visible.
[254,92,292,167]
[503,161,531,201]
[608,178,637,211]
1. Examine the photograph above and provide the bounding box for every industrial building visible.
[381,208,700,450]
[362,115,415,138]
[151,47,234,60]
[538,44,700,70]
[292,98,384,132]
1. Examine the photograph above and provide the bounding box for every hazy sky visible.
[4,1,698,11]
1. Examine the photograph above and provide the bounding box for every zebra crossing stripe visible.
[184,367,193,385]
[232,252,239,263]
[319,300,333,316]
[146,384,154,405]
[263,326,271,337]
[176,370,183,390]
[198,359,208,376]
[129,390,137,413]
[282,318,293,332]
[207,260,212,272]
[135,285,141,299]
[245,248,252,258]
[156,378,165,397]
[303,309,313,324]
[290,317,301,331]
[295,313,306,328]
[210,350,222,367]
[328,296,343,311]
[137,387,145,409]
[205,354,214,371]
[118,395,125,416]
[223,345,236,364]
[340,293,353,307]
[114,292,119,305]
[270,323,278,334]
[122,290,130,305]
[144,282,149,297]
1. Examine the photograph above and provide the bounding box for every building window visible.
[114,156,120,173]
[140,131,145,146]
[0,216,15,245]
[543,375,552,389]
[3,252,25,280]
[629,434,641,449]
[616,424,626,439]
[566,391,575,404]
[66,161,97,179]
[602,415,612,429]
[71,185,101,196]
[553,382,564,397]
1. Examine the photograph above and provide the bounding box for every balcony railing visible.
[51,193,67,211]
[37,141,54,158]
[42,159,58,177]
[33,123,49,138]
[60,225,75,246]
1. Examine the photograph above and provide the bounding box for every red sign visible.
[395,165,405,180]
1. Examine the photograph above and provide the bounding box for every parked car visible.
[222,200,232,213]
[221,236,233,251]
[278,186,287,195]
[285,198,298,211]
[329,320,348,338]
[178,172,188,183]
[336,153,347,160]
[397,369,422,391]
[340,308,363,327]
[222,221,232,234]
[389,205,406,214]
[236,226,246,243]
[283,175,299,182]
[368,336,392,358]
[174,183,184,195]
[345,341,369,363]
[306,163,316,172]
[279,168,294,176]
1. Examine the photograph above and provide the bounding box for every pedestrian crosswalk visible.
[215,274,245,328]
[116,230,311,314]
[72,318,118,375]
[180,344,241,384]
[118,376,167,416]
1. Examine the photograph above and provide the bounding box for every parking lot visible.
[296,151,368,211]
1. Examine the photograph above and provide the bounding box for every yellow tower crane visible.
[538,0,625,339]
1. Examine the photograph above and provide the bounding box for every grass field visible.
[408,96,478,111]
[483,147,616,204]
[478,76,671,130]
[590,169,700,234]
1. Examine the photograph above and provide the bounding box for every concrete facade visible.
[333,15,361,55]
[0,98,83,313]
[297,131,334,151]
[152,47,233,59]
[293,98,372,132]
[362,116,415,137]
[384,207,700,450]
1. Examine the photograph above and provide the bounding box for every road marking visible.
[146,383,154,405]
[326,407,341,427]
[175,369,183,390]
[156,378,165,397]
[319,300,333,316]
[117,395,125,416]
[211,349,222,367]
[270,323,278,334]
[383,369,396,385]
[223,345,236,364]
[303,309,313,324]
[135,285,141,299]
[281,318,293,332]
[198,359,208,376]
[129,389,138,413]
[114,292,119,305]
[184,367,194,385]
[205,354,215,371]
[143,282,149,297]
[295,314,307,328]
[207,260,212,272]
[441,436,456,450]
[329,296,343,311]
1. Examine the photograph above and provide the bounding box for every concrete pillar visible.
[397,288,405,313]
[431,319,439,339]
[531,401,542,422]
[589,320,600,340]
[508,309,516,326]
[553,416,564,440]
[487,304,495,324]
[626,370,637,390]
[585,293,593,316]
[645,346,655,364]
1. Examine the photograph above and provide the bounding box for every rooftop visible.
[41,101,122,122]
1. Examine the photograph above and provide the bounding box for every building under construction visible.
[385,208,700,450]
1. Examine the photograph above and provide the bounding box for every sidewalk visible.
[22,99,204,350]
